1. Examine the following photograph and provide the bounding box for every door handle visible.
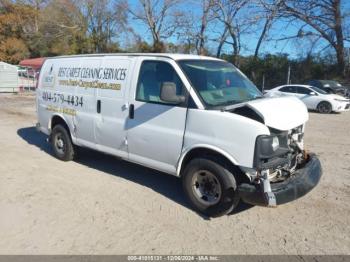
[97,100,101,113]
[129,103,134,119]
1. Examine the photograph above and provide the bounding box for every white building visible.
[0,61,19,92]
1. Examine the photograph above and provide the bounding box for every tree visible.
[195,0,215,55]
[175,15,197,54]
[0,37,29,64]
[127,0,184,52]
[0,1,37,62]
[175,0,215,55]
[33,0,86,56]
[254,0,282,59]
[280,0,347,75]
[23,0,48,33]
[82,0,127,53]
[212,0,249,65]
[214,26,228,58]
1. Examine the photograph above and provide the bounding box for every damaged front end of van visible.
[229,97,322,207]
[238,127,322,207]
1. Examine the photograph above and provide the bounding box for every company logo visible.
[43,65,55,87]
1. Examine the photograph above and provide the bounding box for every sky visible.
[125,0,350,59]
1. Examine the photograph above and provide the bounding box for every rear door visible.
[94,57,133,158]
[126,58,189,174]
[73,58,99,148]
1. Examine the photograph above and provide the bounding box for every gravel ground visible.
[0,93,349,255]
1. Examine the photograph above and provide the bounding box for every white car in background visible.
[265,84,350,113]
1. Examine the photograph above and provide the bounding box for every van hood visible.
[230,97,309,131]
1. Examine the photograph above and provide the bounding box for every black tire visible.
[51,124,75,161]
[182,156,239,217]
[317,101,332,114]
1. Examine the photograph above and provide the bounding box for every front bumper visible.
[333,102,350,112]
[238,153,322,206]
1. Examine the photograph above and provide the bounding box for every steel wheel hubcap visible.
[55,134,65,154]
[191,170,222,206]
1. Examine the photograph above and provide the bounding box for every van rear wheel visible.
[51,125,75,161]
[182,156,239,217]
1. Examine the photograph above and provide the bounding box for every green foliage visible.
[0,0,121,62]
[236,53,345,90]
[0,37,29,64]
[135,41,153,52]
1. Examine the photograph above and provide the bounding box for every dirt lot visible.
[0,93,349,255]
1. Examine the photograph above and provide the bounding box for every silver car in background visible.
[265,84,350,113]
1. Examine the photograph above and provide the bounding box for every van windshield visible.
[178,60,262,108]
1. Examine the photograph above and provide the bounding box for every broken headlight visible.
[254,133,289,169]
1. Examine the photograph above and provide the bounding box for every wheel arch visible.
[49,114,74,141]
[176,145,250,183]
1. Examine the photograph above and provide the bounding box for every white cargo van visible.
[36,54,322,217]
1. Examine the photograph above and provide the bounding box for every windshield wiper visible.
[217,100,241,107]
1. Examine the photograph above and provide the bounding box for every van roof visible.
[46,53,222,61]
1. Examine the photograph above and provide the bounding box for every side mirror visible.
[310,91,317,96]
[160,82,185,104]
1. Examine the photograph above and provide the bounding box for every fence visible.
[18,67,38,92]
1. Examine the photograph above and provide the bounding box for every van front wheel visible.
[182,157,239,217]
[51,125,75,161]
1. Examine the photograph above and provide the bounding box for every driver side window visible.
[136,61,184,104]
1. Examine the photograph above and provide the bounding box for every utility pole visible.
[262,74,265,93]
[287,65,291,84]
